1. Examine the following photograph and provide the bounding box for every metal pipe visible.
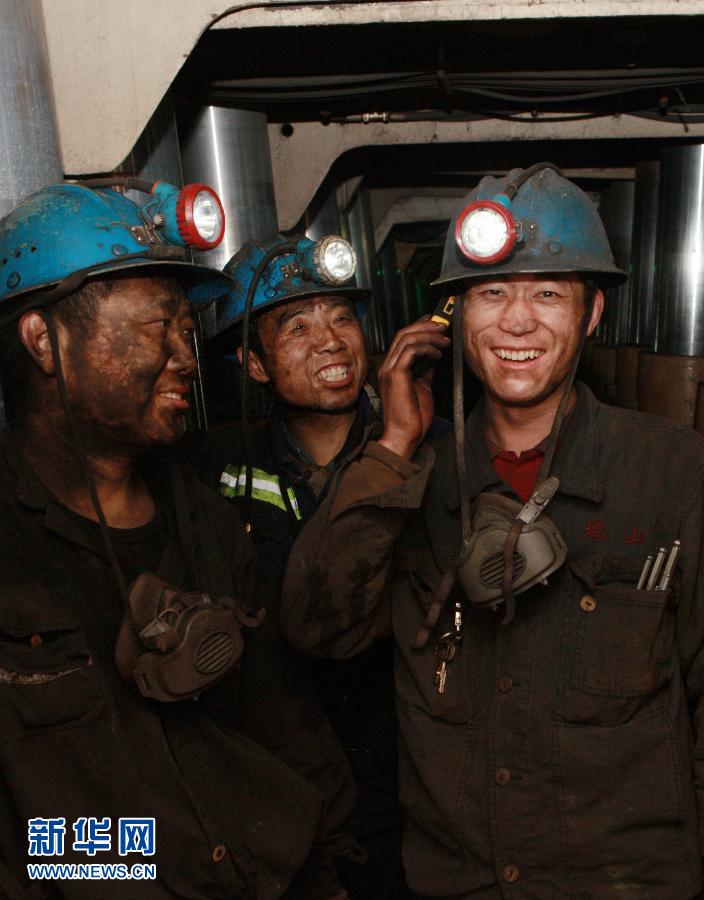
[629,161,659,348]
[177,106,278,271]
[122,96,184,195]
[376,238,404,340]
[345,182,385,353]
[177,106,278,343]
[599,180,635,346]
[305,185,341,241]
[655,145,704,356]
[0,0,62,216]
[0,0,63,427]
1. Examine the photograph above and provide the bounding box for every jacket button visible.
[212,844,227,863]
[502,863,520,883]
[498,675,513,693]
[494,767,511,786]
[580,594,597,612]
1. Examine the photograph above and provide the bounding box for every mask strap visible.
[453,293,473,546]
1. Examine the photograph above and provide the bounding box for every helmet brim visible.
[0,258,235,329]
[430,264,628,292]
[214,284,371,336]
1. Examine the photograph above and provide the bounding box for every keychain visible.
[434,601,463,694]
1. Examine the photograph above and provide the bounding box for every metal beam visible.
[269,116,699,230]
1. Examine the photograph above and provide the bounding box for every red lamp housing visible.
[454,199,518,265]
[176,184,226,250]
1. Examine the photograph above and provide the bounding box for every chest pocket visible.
[0,580,105,742]
[560,554,676,725]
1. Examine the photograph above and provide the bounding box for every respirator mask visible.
[115,571,264,703]
[111,461,265,703]
[456,477,567,611]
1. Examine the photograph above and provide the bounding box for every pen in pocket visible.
[645,547,667,591]
[656,540,681,592]
[637,540,680,591]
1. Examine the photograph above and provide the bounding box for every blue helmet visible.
[0,180,235,327]
[433,164,626,290]
[215,234,370,334]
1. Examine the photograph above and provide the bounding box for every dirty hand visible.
[377,317,450,460]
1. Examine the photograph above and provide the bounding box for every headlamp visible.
[455,196,519,265]
[307,235,357,285]
[175,184,226,250]
[149,181,226,250]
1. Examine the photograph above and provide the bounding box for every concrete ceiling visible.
[42,0,704,176]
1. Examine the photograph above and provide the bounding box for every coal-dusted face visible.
[460,273,603,409]
[245,295,367,412]
[59,275,196,452]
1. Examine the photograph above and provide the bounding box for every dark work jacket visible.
[0,433,324,900]
[195,396,406,843]
[282,383,704,899]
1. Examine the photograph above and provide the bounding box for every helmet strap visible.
[412,297,472,648]
[42,311,203,630]
[498,289,595,625]
[42,311,131,611]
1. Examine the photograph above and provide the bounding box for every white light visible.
[316,236,357,284]
[460,207,510,259]
[192,191,223,242]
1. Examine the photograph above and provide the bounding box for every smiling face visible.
[242,295,367,413]
[59,275,196,452]
[461,273,603,410]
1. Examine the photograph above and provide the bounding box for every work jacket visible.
[195,395,403,845]
[281,383,704,899]
[0,433,324,900]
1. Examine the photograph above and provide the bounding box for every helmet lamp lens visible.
[192,191,223,242]
[316,236,357,284]
[455,200,517,265]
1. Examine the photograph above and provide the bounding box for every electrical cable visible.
[204,68,704,106]
[238,239,298,530]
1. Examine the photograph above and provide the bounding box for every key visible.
[435,660,448,694]
[434,633,457,695]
